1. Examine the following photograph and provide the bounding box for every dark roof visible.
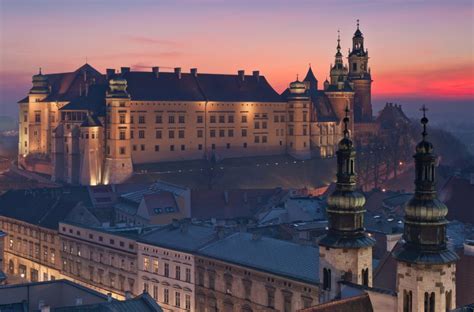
[0,187,93,230]
[198,232,319,284]
[17,96,29,104]
[324,82,354,92]
[61,84,107,116]
[439,176,474,224]
[54,293,163,312]
[299,293,373,312]
[375,103,410,129]
[280,88,338,122]
[40,64,106,103]
[303,67,318,83]
[81,113,103,127]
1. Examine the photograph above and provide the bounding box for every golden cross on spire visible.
[420,105,429,141]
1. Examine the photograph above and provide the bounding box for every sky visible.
[0,0,473,121]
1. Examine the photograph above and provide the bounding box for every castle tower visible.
[318,108,375,302]
[103,72,133,185]
[19,68,51,158]
[348,20,372,122]
[325,31,355,134]
[394,107,458,312]
[286,78,311,159]
[79,113,104,185]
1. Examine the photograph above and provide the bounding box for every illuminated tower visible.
[286,78,311,159]
[348,20,372,122]
[79,113,104,185]
[318,107,375,302]
[103,73,133,184]
[394,107,458,312]
[325,31,355,134]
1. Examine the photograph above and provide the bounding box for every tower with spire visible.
[318,106,375,302]
[394,106,458,312]
[348,19,373,122]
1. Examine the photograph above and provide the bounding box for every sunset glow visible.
[0,0,473,116]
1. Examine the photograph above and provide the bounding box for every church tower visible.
[394,107,458,312]
[318,107,375,302]
[348,20,372,122]
[103,72,133,184]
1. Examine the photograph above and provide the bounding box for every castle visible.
[18,22,373,185]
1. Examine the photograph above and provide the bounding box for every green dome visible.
[404,197,448,221]
[328,190,365,210]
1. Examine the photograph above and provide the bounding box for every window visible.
[262,121,267,129]
[179,130,185,138]
[133,145,137,151]
[169,130,175,139]
[226,143,230,149]
[208,273,215,290]
[119,131,126,140]
[228,115,234,123]
[156,130,162,139]
[362,268,369,286]
[280,115,285,122]
[219,115,225,123]
[153,259,159,273]
[179,115,185,123]
[267,289,275,308]
[185,294,191,310]
[144,282,149,293]
[141,144,145,151]
[210,130,216,138]
[138,130,145,139]
[254,121,260,129]
[23,114,28,122]
[219,129,225,137]
[241,115,247,123]
[164,263,169,277]
[138,116,145,124]
[424,292,435,312]
[210,115,216,123]
[403,290,413,312]
[119,147,126,155]
[289,126,294,136]
[284,294,292,312]
[119,114,126,124]
[144,258,150,271]
[303,126,308,136]
[130,130,134,139]
[323,268,331,290]
[289,113,294,122]
[303,112,308,122]
[154,145,160,152]
[353,63,357,71]
[130,116,134,124]
[170,145,174,151]
[241,129,247,137]
[243,142,247,148]
[198,144,203,150]
[155,115,162,124]
[35,112,41,123]
[197,115,203,123]
[153,285,158,300]
[164,288,169,304]
[197,129,203,138]
[185,268,191,282]
[181,145,185,151]
[274,115,279,122]
[254,136,260,143]
[175,292,181,307]
[228,129,234,137]
[211,144,215,150]
[169,115,175,124]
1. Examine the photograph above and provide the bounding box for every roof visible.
[298,293,373,312]
[198,232,319,284]
[54,293,163,312]
[281,88,339,122]
[81,113,103,127]
[139,222,217,252]
[375,103,410,128]
[61,84,107,116]
[439,176,474,224]
[142,192,179,215]
[0,187,93,230]
[190,188,285,219]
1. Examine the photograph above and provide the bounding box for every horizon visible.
[0,0,473,120]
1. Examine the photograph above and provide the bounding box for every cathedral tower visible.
[348,20,372,122]
[318,107,375,302]
[103,73,133,184]
[394,107,458,312]
[286,78,311,159]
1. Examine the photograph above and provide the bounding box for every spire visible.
[39,67,42,75]
[343,105,350,138]
[337,29,341,51]
[357,19,360,30]
[394,106,458,265]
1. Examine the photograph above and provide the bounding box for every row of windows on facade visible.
[61,226,135,250]
[7,261,56,283]
[61,240,135,271]
[62,257,134,292]
[121,127,284,141]
[8,237,56,264]
[3,221,55,244]
[143,283,191,310]
[143,257,192,282]
[115,114,291,125]
[115,138,279,155]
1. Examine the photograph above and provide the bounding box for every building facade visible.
[18,23,372,185]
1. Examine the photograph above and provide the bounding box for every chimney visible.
[190,68,198,77]
[106,68,115,80]
[152,67,160,78]
[238,70,245,82]
[175,67,182,79]
[253,70,260,82]
[107,293,113,302]
[121,67,130,74]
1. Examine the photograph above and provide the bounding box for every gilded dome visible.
[289,80,306,95]
[404,197,448,221]
[328,190,365,210]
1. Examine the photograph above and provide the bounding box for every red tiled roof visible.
[298,293,373,312]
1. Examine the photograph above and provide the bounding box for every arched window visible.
[424,292,429,312]
[446,290,452,311]
[362,268,369,286]
[424,292,435,312]
[429,292,435,312]
[323,268,331,290]
[403,290,413,312]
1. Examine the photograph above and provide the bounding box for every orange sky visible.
[0,0,473,117]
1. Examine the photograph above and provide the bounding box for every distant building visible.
[0,279,163,311]
[18,22,373,185]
